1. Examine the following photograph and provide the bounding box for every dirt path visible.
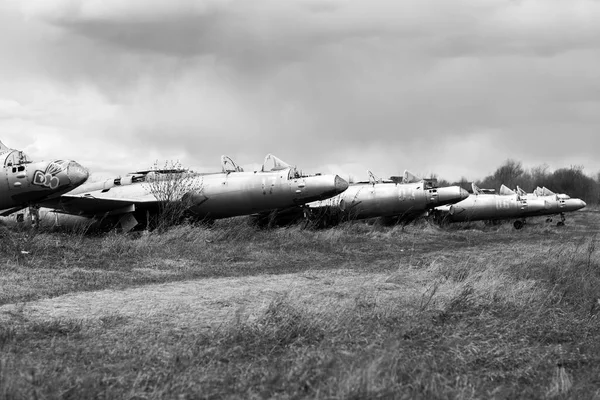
[0,268,430,329]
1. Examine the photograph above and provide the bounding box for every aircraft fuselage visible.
[442,194,534,222]
[439,193,585,223]
[40,168,348,222]
[310,181,468,220]
[1,147,88,214]
[186,170,348,219]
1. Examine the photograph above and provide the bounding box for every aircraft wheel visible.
[557,221,565,227]
[513,220,524,230]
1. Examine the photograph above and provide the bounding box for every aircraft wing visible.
[0,206,26,217]
[48,192,158,217]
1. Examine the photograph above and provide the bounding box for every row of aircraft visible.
[0,141,586,232]
[434,183,586,229]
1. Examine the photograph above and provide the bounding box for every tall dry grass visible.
[0,212,599,398]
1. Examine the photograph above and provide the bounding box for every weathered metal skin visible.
[185,173,348,219]
[440,194,545,222]
[436,184,586,228]
[517,187,587,219]
[0,141,89,215]
[524,197,587,218]
[36,154,348,230]
[308,180,469,222]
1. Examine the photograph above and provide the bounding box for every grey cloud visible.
[42,0,600,61]
[4,0,600,180]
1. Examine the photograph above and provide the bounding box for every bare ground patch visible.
[0,269,427,330]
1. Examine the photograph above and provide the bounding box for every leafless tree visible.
[143,161,203,231]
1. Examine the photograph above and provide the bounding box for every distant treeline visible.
[436,159,600,204]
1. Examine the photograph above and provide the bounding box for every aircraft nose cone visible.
[334,175,349,193]
[436,186,468,206]
[459,188,469,200]
[580,200,587,209]
[67,161,89,186]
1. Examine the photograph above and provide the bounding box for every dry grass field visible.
[1,210,599,399]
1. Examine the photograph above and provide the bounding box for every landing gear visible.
[513,220,525,230]
[546,218,553,223]
[556,213,566,227]
[28,205,40,229]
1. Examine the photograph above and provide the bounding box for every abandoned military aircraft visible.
[434,183,585,229]
[35,154,349,231]
[294,170,469,227]
[0,141,89,218]
[514,186,586,226]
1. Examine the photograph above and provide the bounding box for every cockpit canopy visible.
[262,154,291,172]
[221,155,244,173]
[534,186,570,200]
[472,183,495,195]
[1,141,32,167]
[389,171,438,188]
[499,184,516,196]
[261,154,305,180]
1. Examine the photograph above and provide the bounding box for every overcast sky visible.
[1,0,599,183]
